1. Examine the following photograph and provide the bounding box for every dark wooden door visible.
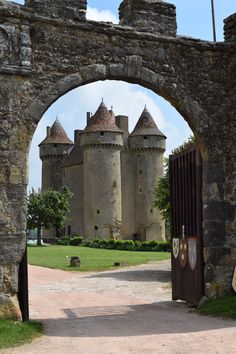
[18,246,29,321]
[170,146,204,305]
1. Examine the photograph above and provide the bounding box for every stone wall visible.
[224,14,236,42]
[119,0,177,36]
[25,0,87,21]
[0,0,235,318]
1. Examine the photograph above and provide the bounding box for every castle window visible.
[139,170,142,174]
[137,154,140,158]
[143,136,147,140]
[96,210,100,215]
[150,209,153,214]
[54,144,58,147]
[94,225,98,230]
[68,225,71,236]
[100,132,104,136]
[139,188,143,193]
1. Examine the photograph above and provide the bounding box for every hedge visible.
[57,236,83,246]
[85,239,171,252]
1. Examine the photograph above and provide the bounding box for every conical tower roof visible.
[39,119,73,145]
[84,100,122,133]
[130,107,166,138]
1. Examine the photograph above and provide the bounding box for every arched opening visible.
[23,73,203,324]
[29,80,192,192]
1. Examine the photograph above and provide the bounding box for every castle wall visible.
[130,135,166,241]
[81,132,123,240]
[62,164,84,236]
[120,149,136,239]
[40,144,70,191]
[134,150,165,241]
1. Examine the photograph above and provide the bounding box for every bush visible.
[57,235,83,246]
[70,236,83,246]
[157,241,171,252]
[85,238,170,252]
[57,236,70,245]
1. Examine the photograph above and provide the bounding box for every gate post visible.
[18,246,29,322]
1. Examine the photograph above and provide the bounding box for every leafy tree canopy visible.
[153,135,195,224]
[27,186,73,245]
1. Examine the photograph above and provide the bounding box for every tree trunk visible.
[37,223,42,246]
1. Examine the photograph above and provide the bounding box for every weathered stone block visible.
[70,256,80,267]
[0,294,21,320]
[119,0,177,36]
[25,0,87,21]
[224,13,236,42]
[0,19,31,75]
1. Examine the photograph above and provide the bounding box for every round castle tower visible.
[80,101,123,240]
[129,107,166,241]
[39,118,74,191]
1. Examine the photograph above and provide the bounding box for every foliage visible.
[153,157,170,222]
[57,236,70,246]
[85,239,171,252]
[28,245,170,272]
[57,236,83,246]
[153,136,195,231]
[171,135,195,155]
[27,187,72,246]
[69,236,83,246]
[198,296,236,319]
[0,320,43,349]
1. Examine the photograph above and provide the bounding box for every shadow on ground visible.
[86,269,171,283]
[40,302,236,338]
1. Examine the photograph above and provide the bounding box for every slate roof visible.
[84,101,122,133]
[39,119,74,145]
[130,107,166,138]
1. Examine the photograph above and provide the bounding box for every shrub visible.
[157,241,171,252]
[70,236,83,246]
[57,237,70,245]
[57,235,84,246]
[84,238,170,252]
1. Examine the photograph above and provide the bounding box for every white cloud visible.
[87,7,118,23]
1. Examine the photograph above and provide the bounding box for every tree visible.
[27,187,73,246]
[153,158,170,222]
[153,136,195,238]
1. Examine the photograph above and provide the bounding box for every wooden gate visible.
[18,246,29,321]
[170,146,204,305]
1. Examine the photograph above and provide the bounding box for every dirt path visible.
[3,261,236,354]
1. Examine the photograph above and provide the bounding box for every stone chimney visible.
[25,0,87,21]
[119,0,177,37]
[46,126,51,137]
[74,129,82,144]
[87,112,92,124]
[224,13,236,42]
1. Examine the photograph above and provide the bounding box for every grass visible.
[28,245,170,271]
[0,320,43,349]
[199,296,236,320]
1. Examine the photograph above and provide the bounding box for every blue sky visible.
[11,1,235,190]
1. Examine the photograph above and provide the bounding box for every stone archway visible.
[0,0,235,319]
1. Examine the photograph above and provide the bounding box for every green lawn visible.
[28,245,170,271]
[0,320,43,349]
[199,296,236,320]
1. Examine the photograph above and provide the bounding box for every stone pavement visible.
[3,260,236,354]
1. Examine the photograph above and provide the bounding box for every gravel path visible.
[3,260,236,354]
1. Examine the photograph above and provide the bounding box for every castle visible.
[39,100,166,241]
